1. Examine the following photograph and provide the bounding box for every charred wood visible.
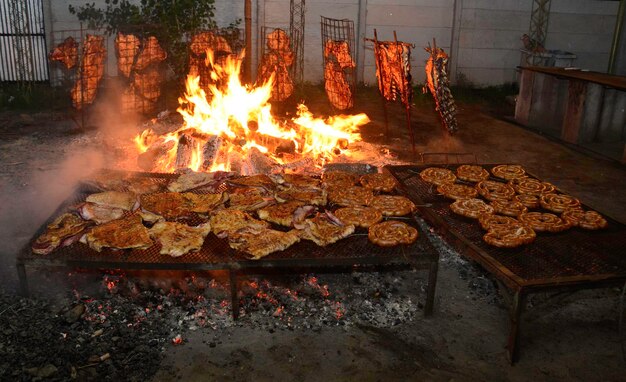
[175,133,197,170]
[201,135,223,171]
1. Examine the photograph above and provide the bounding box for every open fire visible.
[134,50,370,174]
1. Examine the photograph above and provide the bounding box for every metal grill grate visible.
[19,170,437,272]
[386,164,626,285]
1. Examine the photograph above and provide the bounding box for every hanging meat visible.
[190,31,233,56]
[374,41,413,107]
[189,31,234,90]
[49,36,78,69]
[324,40,355,69]
[132,67,162,102]
[424,44,458,134]
[133,36,167,71]
[71,34,106,110]
[323,40,354,110]
[258,29,295,101]
[324,61,353,110]
[115,32,140,77]
[121,85,156,115]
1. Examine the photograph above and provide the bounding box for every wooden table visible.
[515,66,626,162]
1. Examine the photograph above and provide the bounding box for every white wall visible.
[45,0,622,87]
[364,0,455,85]
[454,0,532,86]
[546,0,619,73]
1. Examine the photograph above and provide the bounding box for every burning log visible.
[175,133,198,170]
[252,134,296,155]
[247,146,279,174]
[49,36,78,69]
[201,135,223,171]
[228,150,245,174]
[137,139,175,171]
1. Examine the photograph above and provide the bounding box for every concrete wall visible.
[454,0,532,86]
[44,0,622,87]
[363,0,455,86]
[546,0,619,73]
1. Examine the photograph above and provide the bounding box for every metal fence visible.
[0,0,48,82]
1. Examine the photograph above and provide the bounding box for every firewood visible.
[175,133,197,170]
[137,139,175,171]
[201,135,223,171]
[247,146,279,174]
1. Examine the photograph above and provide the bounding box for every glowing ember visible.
[135,49,370,173]
[172,334,184,345]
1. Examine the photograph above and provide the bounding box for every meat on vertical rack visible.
[49,36,78,69]
[71,34,106,110]
[115,32,141,77]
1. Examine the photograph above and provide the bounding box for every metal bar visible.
[506,290,526,364]
[372,29,390,137]
[608,0,625,74]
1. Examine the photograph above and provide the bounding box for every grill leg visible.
[16,262,29,297]
[229,270,239,320]
[424,260,438,317]
[507,290,526,364]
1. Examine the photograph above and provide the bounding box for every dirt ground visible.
[1,84,625,381]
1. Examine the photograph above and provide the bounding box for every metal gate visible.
[0,0,48,82]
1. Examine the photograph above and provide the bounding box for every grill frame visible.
[16,169,440,316]
[385,163,626,363]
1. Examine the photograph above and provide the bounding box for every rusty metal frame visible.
[385,164,626,363]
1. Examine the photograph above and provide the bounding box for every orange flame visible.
[134,49,369,173]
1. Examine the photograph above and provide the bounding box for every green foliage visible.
[0,84,68,111]
[69,0,219,77]
[451,83,519,105]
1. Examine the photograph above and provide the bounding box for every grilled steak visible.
[209,209,269,235]
[228,227,300,259]
[299,213,355,246]
[149,222,211,257]
[86,191,138,211]
[32,213,92,255]
[77,202,125,224]
[82,214,153,252]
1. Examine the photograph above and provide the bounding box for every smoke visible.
[92,79,144,142]
[422,134,464,154]
[0,148,104,290]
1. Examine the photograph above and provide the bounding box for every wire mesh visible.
[320,16,356,110]
[70,33,107,112]
[387,164,626,284]
[289,0,305,86]
[19,170,438,272]
[115,28,167,115]
[47,27,108,128]
[258,27,298,102]
[188,28,244,92]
